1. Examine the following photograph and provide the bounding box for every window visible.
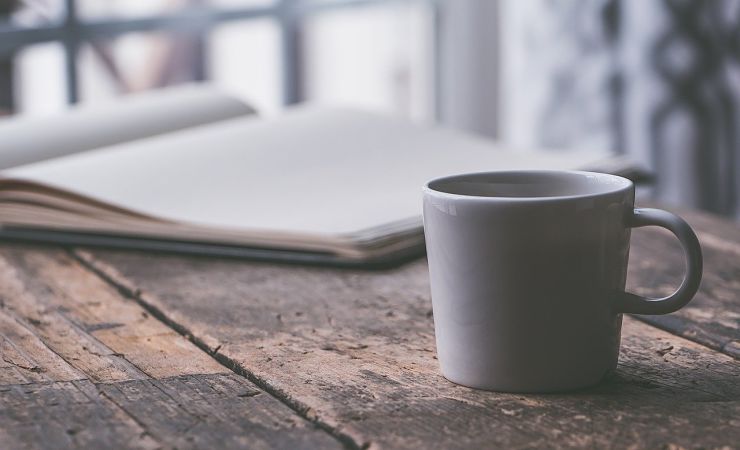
[0,0,440,118]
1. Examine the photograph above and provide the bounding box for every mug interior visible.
[426,171,632,199]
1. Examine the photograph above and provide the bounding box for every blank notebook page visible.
[3,108,610,237]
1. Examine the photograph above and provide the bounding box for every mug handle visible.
[613,208,703,315]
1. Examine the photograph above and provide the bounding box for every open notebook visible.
[0,103,637,267]
[0,84,254,170]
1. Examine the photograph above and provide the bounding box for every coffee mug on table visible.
[423,170,702,392]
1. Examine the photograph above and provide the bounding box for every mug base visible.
[441,368,613,394]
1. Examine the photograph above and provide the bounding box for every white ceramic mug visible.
[423,170,702,392]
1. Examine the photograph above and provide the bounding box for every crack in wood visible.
[2,355,42,373]
[84,322,125,332]
[71,249,363,450]
[237,390,262,398]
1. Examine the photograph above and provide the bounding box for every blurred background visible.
[0,0,738,219]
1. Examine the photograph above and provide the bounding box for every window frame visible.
[0,0,441,111]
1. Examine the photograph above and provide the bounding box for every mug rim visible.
[423,170,634,203]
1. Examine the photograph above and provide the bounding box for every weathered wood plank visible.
[98,373,341,450]
[0,374,341,450]
[0,248,224,381]
[0,309,83,385]
[0,246,343,449]
[0,380,160,450]
[628,206,740,357]
[79,250,740,449]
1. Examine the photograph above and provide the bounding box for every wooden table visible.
[1,205,738,449]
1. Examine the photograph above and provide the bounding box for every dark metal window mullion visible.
[62,0,80,104]
[190,0,209,85]
[278,0,303,106]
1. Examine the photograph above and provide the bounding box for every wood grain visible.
[628,206,740,358]
[0,374,341,450]
[0,247,225,382]
[95,373,340,450]
[79,249,740,449]
[0,246,342,449]
[0,308,83,385]
[0,380,160,450]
